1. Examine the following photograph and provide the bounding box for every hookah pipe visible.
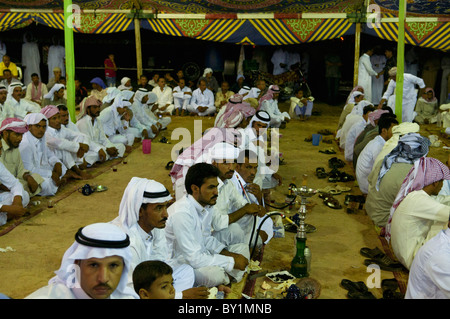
[265,183,298,210]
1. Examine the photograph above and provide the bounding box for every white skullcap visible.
[24,112,47,125]
[111,177,172,230]
[49,223,136,299]
[203,68,213,77]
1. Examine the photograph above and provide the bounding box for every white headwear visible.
[7,82,23,98]
[24,112,47,125]
[112,177,172,230]
[388,67,397,77]
[147,92,158,105]
[134,88,149,104]
[44,83,65,101]
[117,77,132,91]
[49,223,136,299]
[196,142,240,164]
[248,110,271,129]
[203,68,213,77]
[102,87,120,104]
[118,89,135,102]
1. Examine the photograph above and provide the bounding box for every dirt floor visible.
[0,100,448,300]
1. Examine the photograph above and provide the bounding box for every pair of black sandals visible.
[315,167,355,183]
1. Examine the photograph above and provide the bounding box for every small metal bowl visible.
[96,185,108,192]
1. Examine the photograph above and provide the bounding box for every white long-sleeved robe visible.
[355,135,386,194]
[98,106,134,146]
[152,85,175,115]
[358,53,378,103]
[370,54,386,104]
[173,85,192,111]
[382,73,426,123]
[187,88,215,116]
[259,99,290,128]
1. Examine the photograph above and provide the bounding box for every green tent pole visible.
[64,0,76,123]
[394,0,406,122]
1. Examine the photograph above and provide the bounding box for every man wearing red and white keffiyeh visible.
[387,156,450,270]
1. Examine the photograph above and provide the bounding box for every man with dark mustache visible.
[112,177,227,299]
[26,222,138,299]
[166,163,250,288]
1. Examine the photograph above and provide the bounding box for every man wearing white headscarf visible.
[197,68,219,93]
[152,77,174,116]
[19,113,68,196]
[344,104,375,161]
[166,163,250,287]
[387,157,450,270]
[117,77,132,91]
[76,96,126,161]
[187,79,215,116]
[144,91,170,130]
[41,105,92,178]
[42,83,66,107]
[101,86,120,111]
[195,142,264,247]
[3,82,40,120]
[98,96,134,152]
[173,78,192,116]
[130,88,159,139]
[0,117,42,198]
[378,67,426,123]
[111,177,210,299]
[0,84,8,123]
[26,223,138,299]
[259,85,290,128]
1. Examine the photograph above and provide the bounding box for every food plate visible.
[265,270,296,283]
[96,185,108,192]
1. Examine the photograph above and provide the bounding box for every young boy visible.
[289,88,314,121]
[133,260,176,299]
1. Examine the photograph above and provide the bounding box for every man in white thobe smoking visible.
[378,67,426,123]
[19,113,68,196]
[358,48,381,104]
[111,177,212,299]
[26,222,138,299]
[187,79,215,116]
[152,77,174,116]
[387,157,450,270]
[195,142,264,248]
[3,82,40,119]
[40,105,91,180]
[76,97,126,161]
[166,163,250,288]
[356,115,398,194]
[173,78,192,116]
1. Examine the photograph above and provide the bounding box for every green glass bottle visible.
[290,232,309,278]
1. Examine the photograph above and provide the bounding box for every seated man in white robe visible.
[259,85,290,128]
[387,157,450,270]
[356,115,398,194]
[187,79,215,117]
[3,82,40,120]
[130,88,160,139]
[19,113,68,196]
[144,92,171,130]
[414,87,439,125]
[231,149,274,253]
[98,97,134,153]
[152,77,174,116]
[0,117,42,199]
[166,163,250,288]
[111,177,214,299]
[0,158,29,226]
[100,86,120,112]
[173,78,192,116]
[40,105,91,179]
[76,96,126,161]
[196,142,265,248]
[26,223,138,299]
[344,104,376,162]
[406,226,450,299]
[41,83,66,107]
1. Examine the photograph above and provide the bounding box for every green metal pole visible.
[64,0,76,123]
[395,0,406,122]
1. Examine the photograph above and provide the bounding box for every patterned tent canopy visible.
[0,0,448,51]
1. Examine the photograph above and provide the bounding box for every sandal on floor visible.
[315,167,328,179]
[381,278,399,292]
[339,172,355,182]
[347,290,377,299]
[304,136,312,142]
[340,279,368,293]
[328,157,345,169]
[319,148,336,154]
[363,258,404,272]
[165,161,174,170]
[360,247,385,259]
[318,129,333,136]
[323,196,342,209]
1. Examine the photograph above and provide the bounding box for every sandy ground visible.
[0,100,448,299]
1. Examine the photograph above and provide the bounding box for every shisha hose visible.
[265,183,297,210]
[250,212,297,260]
